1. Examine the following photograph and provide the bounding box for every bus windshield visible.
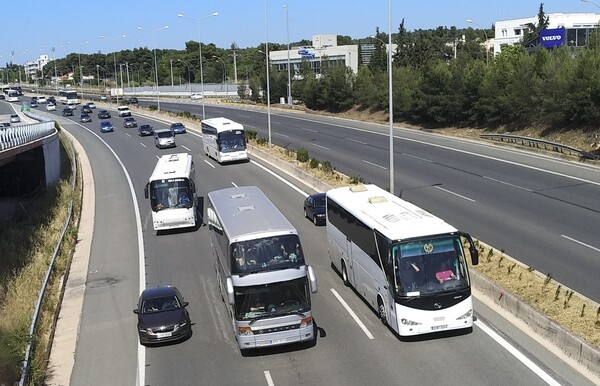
[392,236,470,297]
[234,277,311,321]
[230,234,305,274]
[149,178,192,211]
[217,130,246,153]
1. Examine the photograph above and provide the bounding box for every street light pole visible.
[170,59,174,87]
[466,19,489,65]
[178,59,192,94]
[265,0,272,147]
[177,12,219,120]
[100,34,126,105]
[283,4,292,105]
[137,25,169,111]
[387,0,394,194]
[212,56,227,97]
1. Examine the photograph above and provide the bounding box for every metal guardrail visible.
[0,120,55,151]
[480,133,600,160]
[17,115,73,386]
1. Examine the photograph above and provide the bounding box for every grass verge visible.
[0,133,81,385]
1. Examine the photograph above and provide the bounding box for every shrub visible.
[245,129,257,141]
[296,148,309,163]
[321,161,333,173]
[349,175,365,184]
[148,105,158,111]
[256,137,267,145]
[309,158,319,169]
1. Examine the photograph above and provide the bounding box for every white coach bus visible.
[144,153,199,232]
[201,117,248,163]
[327,184,479,336]
[207,186,318,353]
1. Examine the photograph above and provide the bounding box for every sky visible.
[2,0,599,64]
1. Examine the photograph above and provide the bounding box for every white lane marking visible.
[264,370,275,386]
[239,114,252,118]
[70,122,146,386]
[275,133,290,138]
[301,127,319,133]
[140,143,147,148]
[204,160,216,168]
[250,160,309,197]
[483,176,532,192]
[363,160,387,170]
[475,320,561,386]
[312,143,330,150]
[561,235,600,253]
[231,181,238,187]
[434,186,476,202]
[125,133,131,138]
[155,155,160,159]
[181,145,191,151]
[330,288,374,340]
[346,138,367,145]
[404,153,433,163]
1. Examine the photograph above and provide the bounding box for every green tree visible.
[522,3,550,48]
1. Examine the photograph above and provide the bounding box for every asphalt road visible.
[9,97,597,385]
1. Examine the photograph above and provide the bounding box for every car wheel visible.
[304,208,308,219]
[378,299,387,326]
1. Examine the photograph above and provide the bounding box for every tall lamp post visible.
[283,4,292,105]
[177,59,192,95]
[100,34,126,105]
[465,19,489,65]
[265,0,272,147]
[137,25,169,111]
[177,11,218,120]
[212,56,227,96]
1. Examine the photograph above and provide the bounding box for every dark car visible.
[133,286,191,345]
[99,120,114,133]
[303,192,326,225]
[62,108,74,116]
[138,124,153,136]
[79,114,92,123]
[128,97,138,104]
[170,122,186,134]
[81,105,92,114]
[123,117,138,128]
[47,96,56,104]
[30,101,38,108]
[98,110,111,119]
[0,94,5,100]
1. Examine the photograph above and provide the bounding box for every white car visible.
[190,93,203,100]
[38,96,47,104]
[46,103,56,111]
[87,102,97,109]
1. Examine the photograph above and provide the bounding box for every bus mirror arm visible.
[308,265,318,293]
[459,232,479,266]
[144,183,149,199]
[226,277,235,305]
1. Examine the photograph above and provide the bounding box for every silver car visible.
[154,129,176,149]
[10,114,20,123]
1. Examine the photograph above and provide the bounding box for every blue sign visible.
[297,49,315,58]
[540,27,565,49]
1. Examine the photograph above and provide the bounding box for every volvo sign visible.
[540,27,565,49]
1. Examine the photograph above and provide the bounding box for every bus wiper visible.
[249,313,275,325]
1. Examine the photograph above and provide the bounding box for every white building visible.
[494,13,600,55]
[269,34,397,76]
[24,55,50,80]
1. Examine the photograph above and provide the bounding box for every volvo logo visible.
[433,303,443,309]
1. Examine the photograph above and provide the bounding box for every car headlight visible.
[400,318,422,326]
[456,309,473,320]
[138,325,147,333]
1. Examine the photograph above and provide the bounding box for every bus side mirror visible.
[460,232,479,266]
[308,265,318,293]
[144,183,149,199]
[226,277,235,305]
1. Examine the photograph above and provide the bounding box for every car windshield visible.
[217,130,246,153]
[149,178,192,211]
[141,125,151,130]
[157,131,173,138]
[313,196,325,207]
[230,234,305,274]
[141,295,181,314]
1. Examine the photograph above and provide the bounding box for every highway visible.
[6,97,597,385]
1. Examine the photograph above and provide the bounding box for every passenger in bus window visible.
[179,192,190,206]
[435,261,456,283]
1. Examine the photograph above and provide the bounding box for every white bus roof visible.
[326,184,458,241]
[148,153,193,182]
[207,186,297,242]
[201,117,244,132]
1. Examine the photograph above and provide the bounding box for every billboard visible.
[540,27,565,49]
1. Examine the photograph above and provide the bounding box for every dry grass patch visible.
[0,135,80,385]
[469,240,600,349]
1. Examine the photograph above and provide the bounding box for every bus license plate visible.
[431,325,447,331]
[157,332,172,339]
[269,339,285,345]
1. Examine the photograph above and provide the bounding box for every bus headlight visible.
[400,318,421,326]
[300,316,313,327]
[238,326,254,336]
[456,309,473,320]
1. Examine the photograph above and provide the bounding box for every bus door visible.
[376,232,398,331]
[345,237,357,287]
